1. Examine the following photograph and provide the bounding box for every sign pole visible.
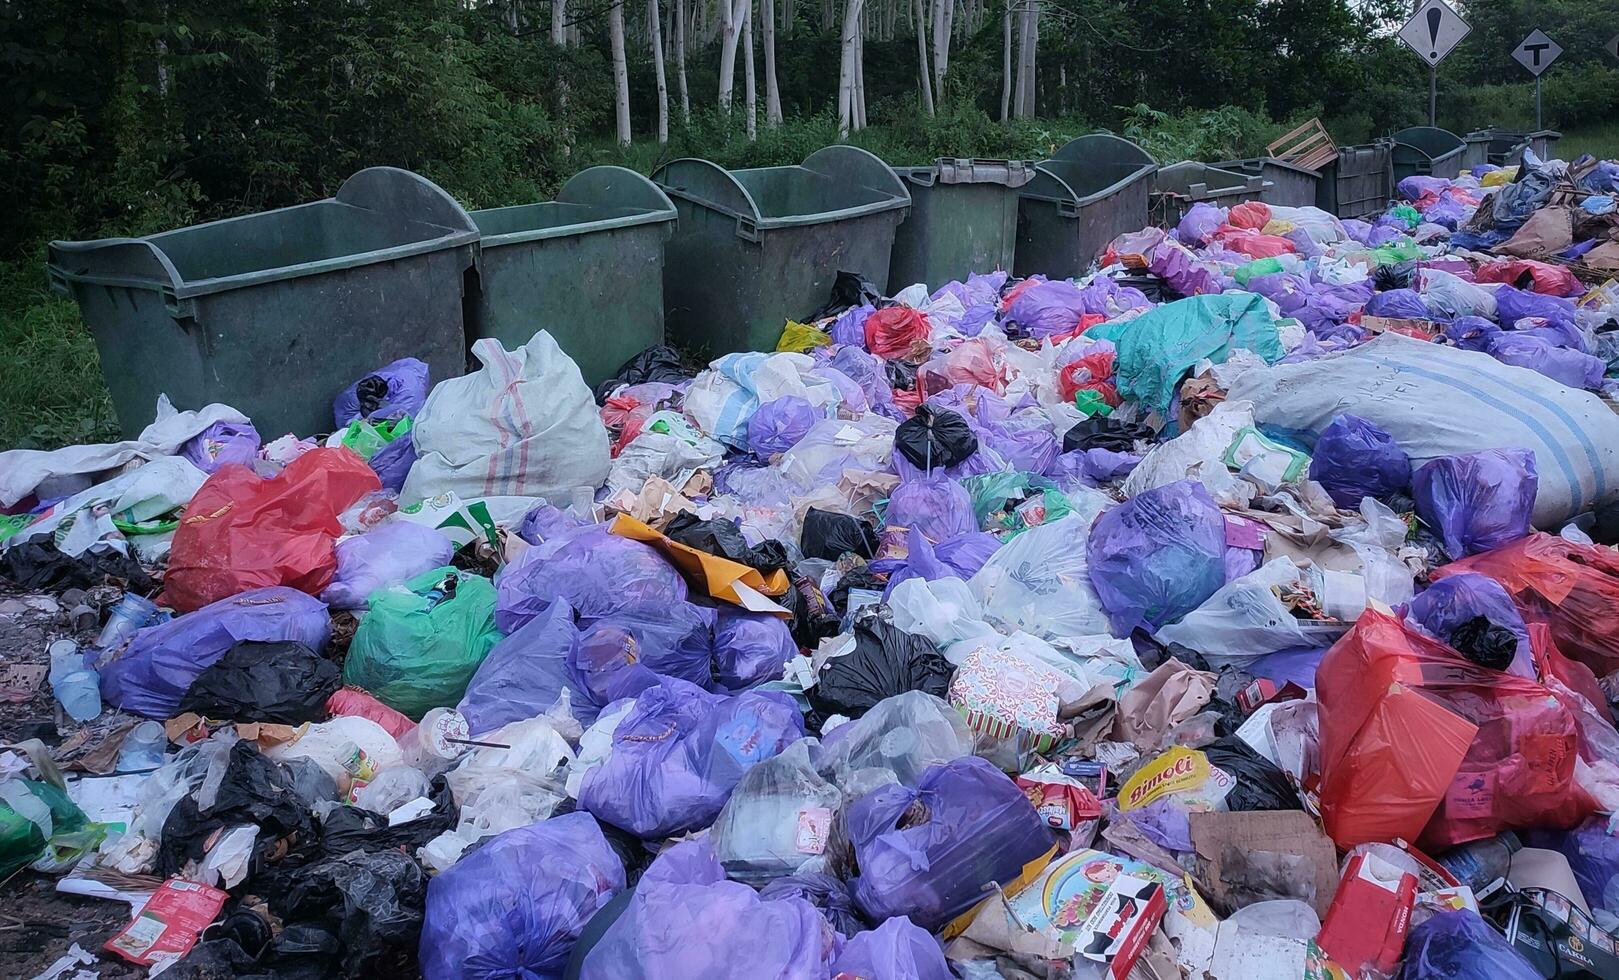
[1535,75,1542,128]
[1429,65,1437,126]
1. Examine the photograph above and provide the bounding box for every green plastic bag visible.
[1088,293,1284,413]
[962,472,1071,534]
[1072,389,1114,418]
[1232,257,1285,286]
[342,566,501,719]
[0,778,105,878]
[1367,240,1422,266]
[340,416,412,461]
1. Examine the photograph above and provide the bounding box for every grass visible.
[0,257,118,450]
[1558,121,1619,161]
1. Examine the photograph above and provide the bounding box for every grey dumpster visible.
[47,167,478,438]
[1463,128,1563,171]
[468,167,677,388]
[888,159,1033,292]
[1016,134,1158,278]
[1390,126,1466,185]
[1150,162,1268,226]
[1315,141,1393,220]
[653,146,910,356]
[1216,157,1322,208]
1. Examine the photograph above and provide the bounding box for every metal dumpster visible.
[1216,157,1322,208]
[887,159,1033,292]
[1015,134,1158,278]
[1150,162,1267,226]
[1463,128,1562,170]
[1315,141,1394,220]
[1390,126,1466,184]
[653,146,910,356]
[467,167,677,388]
[47,167,478,438]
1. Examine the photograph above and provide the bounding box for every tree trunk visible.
[650,0,669,142]
[675,0,690,121]
[762,0,782,125]
[743,0,758,139]
[931,0,951,105]
[823,0,835,33]
[610,0,631,145]
[1015,0,1037,117]
[837,0,866,138]
[718,0,748,112]
[1000,0,1011,122]
[914,0,933,115]
[853,12,866,130]
[551,0,566,43]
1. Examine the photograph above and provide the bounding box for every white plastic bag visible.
[266,717,404,787]
[813,691,975,791]
[969,514,1110,641]
[888,576,997,649]
[401,330,610,505]
[444,715,575,842]
[607,410,726,493]
[1154,557,1350,669]
[1122,400,1257,508]
[1419,268,1497,320]
[710,740,841,882]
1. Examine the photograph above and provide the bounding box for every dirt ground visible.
[0,873,146,979]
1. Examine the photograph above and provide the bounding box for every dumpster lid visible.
[653,145,909,231]
[470,166,676,248]
[1390,126,1465,157]
[896,159,1035,188]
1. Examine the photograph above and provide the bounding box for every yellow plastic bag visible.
[1481,166,1518,188]
[776,320,832,353]
[1261,219,1297,237]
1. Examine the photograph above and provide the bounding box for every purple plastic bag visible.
[1120,797,1193,853]
[1403,572,1532,676]
[180,420,261,474]
[1495,285,1577,331]
[760,872,868,938]
[494,524,687,632]
[584,603,715,690]
[579,839,838,980]
[824,345,899,419]
[1078,277,1151,317]
[880,528,1001,597]
[332,357,431,428]
[747,396,817,456]
[847,756,1053,932]
[1087,480,1227,636]
[1249,646,1328,688]
[1486,332,1605,389]
[1050,448,1141,488]
[830,305,876,348]
[1414,449,1538,559]
[367,430,415,492]
[517,503,586,546]
[321,521,455,611]
[1400,911,1540,980]
[1307,414,1411,508]
[457,601,581,735]
[1443,315,1501,351]
[1151,244,1228,296]
[1176,202,1225,247]
[101,587,330,718]
[829,917,952,980]
[1398,175,1452,201]
[1005,280,1087,339]
[1363,288,1432,321]
[713,608,797,692]
[578,676,805,839]
[420,812,625,980]
[884,477,977,542]
[1523,817,1619,922]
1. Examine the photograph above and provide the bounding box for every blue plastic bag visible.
[494,524,687,632]
[883,477,977,542]
[458,601,581,735]
[1403,571,1532,676]
[1400,910,1539,980]
[713,608,797,692]
[321,521,456,610]
[1307,414,1411,508]
[1087,480,1227,636]
[829,916,952,980]
[420,812,625,980]
[747,396,817,457]
[101,587,331,718]
[578,677,805,839]
[1414,449,1538,559]
[332,357,431,428]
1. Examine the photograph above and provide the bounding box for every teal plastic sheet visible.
[1090,293,1283,412]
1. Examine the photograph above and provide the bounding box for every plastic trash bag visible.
[1486,332,1606,390]
[810,617,954,724]
[1523,818,1619,930]
[969,513,1110,641]
[342,567,501,719]
[1307,414,1411,508]
[262,846,425,975]
[1404,572,1532,677]
[664,511,788,574]
[845,756,1053,932]
[165,448,382,612]
[158,740,315,877]
[595,345,689,402]
[801,508,879,561]
[443,714,576,844]
[367,430,415,493]
[178,641,339,724]
[1401,910,1540,980]
[888,576,996,650]
[829,916,952,980]
[1087,480,1227,636]
[320,521,456,610]
[457,601,580,736]
[881,528,1000,596]
[402,331,610,505]
[180,420,262,475]
[102,587,331,718]
[711,740,842,882]
[1155,558,1350,669]
[1176,202,1225,246]
[814,691,977,791]
[894,405,977,470]
[1004,279,1087,339]
[333,357,431,427]
[578,677,805,839]
[713,608,797,692]
[494,524,688,633]
[1316,609,1592,850]
[1414,449,1538,558]
[577,838,838,980]
[759,872,867,938]
[865,307,931,359]
[1088,293,1283,413]
[883,477,976,542]
[420,812,624,980]
[747,396,817,456]
[0,778,102,879]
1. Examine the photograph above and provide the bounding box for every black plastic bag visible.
[267,849,427,976]
[828,567,888,617]
[1591,497,1619,546]
[759,871,868,937]
[318,776,456,856]
[593,345,689,403]
[664,511,789,573]
[1062,417,1155,454]
[178,641,340,724]
[894,405,978,470]
[158,741,314,876]
[1449,615,1518,671]
[1372,259,1418,291]
[884,359,919,392]
[1202,736,1303,812]
[801,508,879,561]
[807,270,882,321]
[0,539,156,594]
[808,617,954,725]
[1114,272,1178,305]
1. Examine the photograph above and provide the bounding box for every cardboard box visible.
[1316,852,1417,978]
[1188,810,1340,919]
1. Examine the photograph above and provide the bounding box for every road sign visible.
[1398,0,1470,67]
[1512,30,1563,77]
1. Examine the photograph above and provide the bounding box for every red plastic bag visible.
[864,307,931,360]
[1476,260,1582,297]
[327,687,417,740]
[1226,201,1272,230]
[1058,350,1119,405]
[1316,609,1591,851]
[1216,228,1298,259]
[1436,533,1619,678]
[165,448,380,612]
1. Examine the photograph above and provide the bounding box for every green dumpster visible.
[1463,128,1561,170]
[1215,157,1321,209]
[887,159,1033,292]
[1390,127,1466,184]
[47,167,478,438]
[467,167,677,388]
[653,146,910,356]
[1015,134,1157,279]
[1150,162,1268,226]
[1315,141,1393,220]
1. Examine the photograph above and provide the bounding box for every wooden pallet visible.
[1267,119,1339,173]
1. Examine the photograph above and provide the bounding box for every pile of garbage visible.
[3,149,1619,980]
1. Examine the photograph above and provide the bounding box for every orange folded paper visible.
[609,514,791,613]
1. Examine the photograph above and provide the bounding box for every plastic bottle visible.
[116,720,168,771]
[1437,833,1522,893]
[95,593,158,651]
[48,639,101,723]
